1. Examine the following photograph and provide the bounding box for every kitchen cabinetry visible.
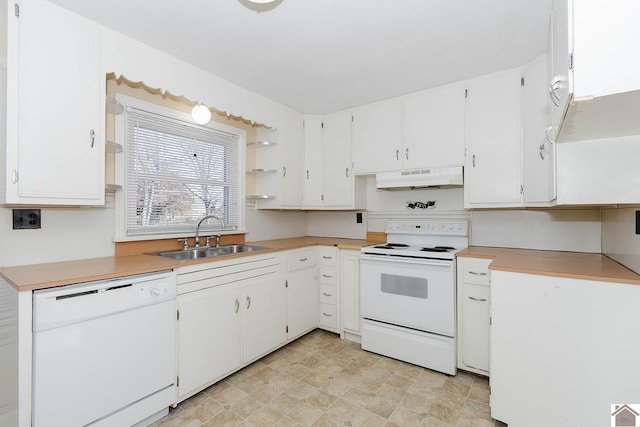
[318,247,338,333]
[176,254,286,402]
[523,54,555,204]
[490,270,640,426]
[464,67,523,207]
[456,257,491,376]
[303,115,323,209]
[286,248,319,339]
[253,108,304,208]
[549,0,572,141]
[339,249,360,341]
[352,99,402,174]
[402,81,466,169]
[2,0,105,205]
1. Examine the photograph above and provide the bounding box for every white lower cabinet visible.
[318,247,338,332]
[456,257,492,376]
[286,248,319,339]
[176,254,286,402]
[340,249,360,339]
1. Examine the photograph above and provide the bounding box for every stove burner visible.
[420,246,456,253]
[373,243,410,249]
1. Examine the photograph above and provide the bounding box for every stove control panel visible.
[386,220,468,236]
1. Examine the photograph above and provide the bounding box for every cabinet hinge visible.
[285,280,288,288]
[521,77,525,86]
[14,3,19,17]
[569,52,574,70]
[286,325,289,333]
[490,316,492,326]
[176,310,180,321]
[321,194,324,201]
[464,89,468,98]
[520,185,524,195]
[321,122,324,129]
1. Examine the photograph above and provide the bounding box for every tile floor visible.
[152,329,506,427]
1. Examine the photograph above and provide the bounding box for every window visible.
[115,96,245,239]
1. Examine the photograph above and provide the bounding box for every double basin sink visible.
[153,244,270,261]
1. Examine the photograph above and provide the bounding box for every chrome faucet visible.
[194,215,225,248]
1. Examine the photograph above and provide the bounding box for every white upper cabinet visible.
[402,81,466,169]
[278,108,304,207]
[303,115,323,209]
[464,67,523,207]
[548,0,572,141]
[3,0,105,205]
[351,99,402,174]
[523,54,556,204]
[322,111,353,208]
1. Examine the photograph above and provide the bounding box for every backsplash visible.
[602,207,640,274]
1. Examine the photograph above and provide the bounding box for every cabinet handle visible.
[322,274,333,278]
[472,154,476,168]
[468,271,487,276]
[345,167,349,178]
[549,76,562,106]
[299,257,308,262]
[282,166,287,177]
[322,312,333,317]
[323,292,333,297]
[322,256,332,260]
[89,129,95,148]
[235,298,240,313]
[405,148,409,160]
[468,296,488,302]
[11,170,18,184]
[395,149,399,161]
[539,144,545,160]
[246,295,251,310]
[306,170,309,180]
[544,125,555,145]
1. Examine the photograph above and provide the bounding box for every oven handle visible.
[360,254,453,268]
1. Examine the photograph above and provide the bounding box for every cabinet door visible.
[177,284,242,399]
[549,0,572,140]
[523,54,555,204]
[279,108,304,207]
[303,115,323,209]
[461,284,490,373]
[242,274,287,363]
[465,68,523,206]
[322,111,353,207]
[286,267,319,339]
[13,0,104,204]
[352,100,401,174]
[402,81,466,169]
[340,251,360,334]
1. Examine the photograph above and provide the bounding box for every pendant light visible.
[191,103,211,125]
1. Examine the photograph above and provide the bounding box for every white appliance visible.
[375,166,463,190]
[360,220,468,375]
[32,271,176,427]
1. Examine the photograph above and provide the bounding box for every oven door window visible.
[381,273,428,299]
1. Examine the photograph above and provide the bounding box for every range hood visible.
[376,166,463,190]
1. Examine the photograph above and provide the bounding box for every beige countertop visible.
[458,246,640,286]
[0,237,380,292]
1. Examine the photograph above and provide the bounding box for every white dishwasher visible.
[32,270,176,427]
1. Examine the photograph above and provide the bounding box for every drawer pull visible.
[322,292,333,297]
[322,274,333,278]
[299,257,308,262]
[234,298,240,313]
[468,271,488,276]
[322,255,332,259]
[246,295,251,310]
[322,312,333,317]
[468,296,487,302]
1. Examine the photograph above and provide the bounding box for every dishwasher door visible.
[32,271,176,427]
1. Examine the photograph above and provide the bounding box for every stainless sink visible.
[153,244,269,261]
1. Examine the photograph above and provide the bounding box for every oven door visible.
[360,255,455,337]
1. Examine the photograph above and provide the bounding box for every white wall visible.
[470,209,601,252]
[244,203,307,242]
[0,198,115,268]
[602,206,640,274]
[306,211,367,239]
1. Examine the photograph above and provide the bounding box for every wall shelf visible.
[247,141,277,147]
[106,96,124,115]
[246,168,277,174]
[105,183,122,192]
[246,195,276,200]
[106,140,123,153]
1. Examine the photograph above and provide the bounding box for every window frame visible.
[113,94,246,242]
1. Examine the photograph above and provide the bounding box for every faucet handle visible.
[205,236,211,247]
[177,238,189,250]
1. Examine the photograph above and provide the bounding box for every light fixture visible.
[239,0,283,12]
[191,103,211,125]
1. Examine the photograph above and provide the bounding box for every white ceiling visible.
[49,0,552,115]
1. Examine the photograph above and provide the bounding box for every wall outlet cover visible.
[636,210,640,235]
[13,209,41,230]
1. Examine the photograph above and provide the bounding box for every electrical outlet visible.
[356,212,363,224]
[13,209,41,229]
[636,211,640,235]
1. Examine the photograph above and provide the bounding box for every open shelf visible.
[106,96,124,115]
[106,140,123,153]
[246,168,277,174]
[246,141,277,147]
[246,195,276,200]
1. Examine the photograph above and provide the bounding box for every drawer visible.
[320,284,337,305]
[287,249,317,272]
[318,247,338,266]
[461,259,492,285]
[319,265,337,285]
[319,304,337,328]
